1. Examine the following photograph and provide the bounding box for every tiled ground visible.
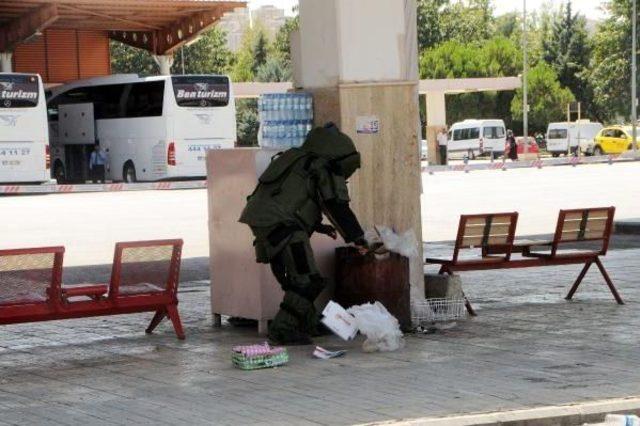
[1,247,639,425]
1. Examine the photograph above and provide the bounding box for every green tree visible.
[230,25,271,82]
[110,40,158,75]
[252,29,270,74]
[273,16,299,61]
[439,0,495,44]
[420,37,521,125]
[255,56,292,82]
[171,27,232,74]
[542,1,592,112]
[589,0,635,121]
[417,0,447,50]
[236,99,259,147]
[511,62,575,132]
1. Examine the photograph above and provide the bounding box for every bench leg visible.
[145,309,166,335]
[595,257,624,305]
[464,295,477,317]
[213,313,222,328]
[442,267,477,316]
[440,267,477,316]
[565,261,592,301]
[167,304,186,340]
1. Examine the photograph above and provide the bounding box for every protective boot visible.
[268,292,313,346]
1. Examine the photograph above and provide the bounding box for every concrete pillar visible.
[296,0,424,302]
[425,90,446,165]
[153,54,174,75]
[0,52,13,73]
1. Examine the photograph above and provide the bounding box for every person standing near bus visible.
[506,130,518,161]
[437,127,448,165]
[89,143,107,183]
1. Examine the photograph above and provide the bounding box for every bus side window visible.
[91,84,126,119]
[124,81,165,118]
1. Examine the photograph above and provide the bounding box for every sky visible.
[247,0,608,20]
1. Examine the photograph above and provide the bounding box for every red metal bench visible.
[426,207,622,315]
[0,239,185,339]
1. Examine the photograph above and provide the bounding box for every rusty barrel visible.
[334,247,411,331]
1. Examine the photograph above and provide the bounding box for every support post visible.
[297,0,424,302]
[153,54,174,75]
[0,52,12,73]
[425,90,446,165]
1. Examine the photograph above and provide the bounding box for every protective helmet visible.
[301,123,361,178]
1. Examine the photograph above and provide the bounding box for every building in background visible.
[218,5,287,52]
[251,5,287,39]
[217,7,251,52]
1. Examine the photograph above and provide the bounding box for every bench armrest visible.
[62,284,108,299]
[425,258,452,265]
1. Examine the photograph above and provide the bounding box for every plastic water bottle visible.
[604,414,640,425]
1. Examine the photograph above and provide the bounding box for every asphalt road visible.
[1,161,638,277]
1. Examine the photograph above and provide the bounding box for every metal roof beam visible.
[110,7,225,55]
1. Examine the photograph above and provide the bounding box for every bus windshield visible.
[0,74,39,108]
[172,76,229,107]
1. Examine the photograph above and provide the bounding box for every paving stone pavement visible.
[1,246,639,425]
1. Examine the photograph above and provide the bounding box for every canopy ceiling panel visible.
[0,0,245,53]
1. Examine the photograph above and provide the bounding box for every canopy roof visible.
[0,0,245,54]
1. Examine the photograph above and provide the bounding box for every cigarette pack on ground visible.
[232,342,289,370]
[321,301,358,341]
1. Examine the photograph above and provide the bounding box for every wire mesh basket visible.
[412,298,467,325]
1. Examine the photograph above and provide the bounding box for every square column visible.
[295,0,424,301]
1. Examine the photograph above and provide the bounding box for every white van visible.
[546,120,603,156]
[46,74,236,183]
[448,119,506,159]
[0,73,50,184]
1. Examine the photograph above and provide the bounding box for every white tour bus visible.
[447,119,506,159]
[46,74,236,183]
[546,120,603,156]
[0,73,50,184]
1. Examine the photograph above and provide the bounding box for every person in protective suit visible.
[239,123,367,345]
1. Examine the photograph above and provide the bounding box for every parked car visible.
[546,120,603,156]
[593,126,637,155]
[505,136,539,157]
[448,119,506,159]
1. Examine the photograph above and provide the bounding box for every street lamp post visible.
[523,0,529,156]
[633,0,638,155]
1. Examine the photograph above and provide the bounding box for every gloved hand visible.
[316,223,338,240]
[354,237,370,255]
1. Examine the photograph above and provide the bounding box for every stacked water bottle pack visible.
[259,93,314,149]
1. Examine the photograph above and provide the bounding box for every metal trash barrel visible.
[334,247,411,331]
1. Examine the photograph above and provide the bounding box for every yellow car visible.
[593,126,637,155]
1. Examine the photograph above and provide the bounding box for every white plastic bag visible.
[365,226,419,259]
[346,302,405,352]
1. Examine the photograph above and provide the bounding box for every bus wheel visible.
[54,162,66,184]
[551,153,560,158]
[123,162,137,183]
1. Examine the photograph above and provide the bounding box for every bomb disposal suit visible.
[239,124,366,344]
